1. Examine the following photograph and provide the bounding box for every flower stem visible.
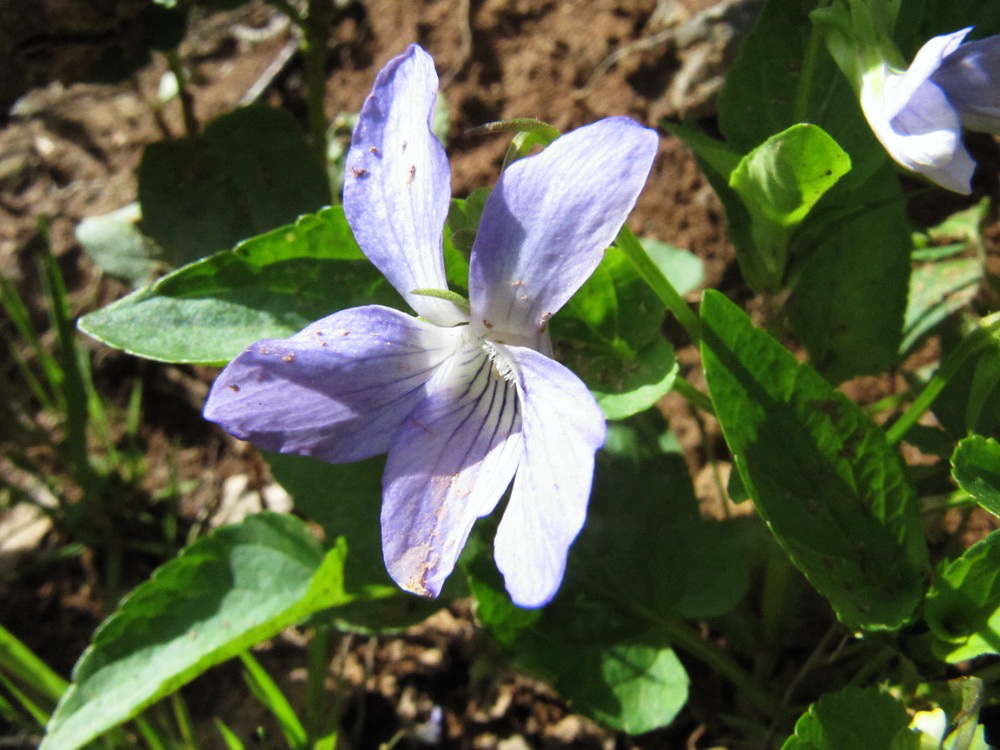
[303,0,333,163]
[886,312,1000,445]
[792,12,825,124]
[615,226,701,344]
[637,604,792,722]
[672,375,715,415]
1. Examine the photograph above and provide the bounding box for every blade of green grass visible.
[240,651,307,750]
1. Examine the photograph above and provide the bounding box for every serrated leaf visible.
[952,436,1000,517]
[927,529,1000,661]
[138,105,330,265]
[41,513,349,750]
[701,290,927,630]
[78,207,401,364]
[782,686,919,750]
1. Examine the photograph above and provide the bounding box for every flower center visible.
[482,341,515,382]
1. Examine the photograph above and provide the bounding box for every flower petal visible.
[343,44,464,327]
[381,339,523,598]
[468,117,658,340]
[886,29,971,118]
[861,30,976,193]
[932,34,1000,134]
[492,345,606,608]
[204,305,461,463]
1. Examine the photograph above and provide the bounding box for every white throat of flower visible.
[482,341,516,382]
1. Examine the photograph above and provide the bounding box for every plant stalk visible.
[615,226,702,344]
[886,312,1000,445]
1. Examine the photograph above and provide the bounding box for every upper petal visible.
[492,345,606,608]
[203,305,462,463]
[381,338,523,598]
[862,60,973,193]
[343,45,464,326]
[885,28,971,118]
[932,34,1000,134]
[468,117,658,340]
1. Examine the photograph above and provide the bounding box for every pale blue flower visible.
[861,28,1000,194]
[203,45,658,607]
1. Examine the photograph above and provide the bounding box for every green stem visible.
[672,375,715,415]
[615,226,701,344]
[886,312,1000,445]
[792,14,825,123]
[164,49,197,137]
[306,626,329,741]
[303,0,333,163]
[643,606,791,722]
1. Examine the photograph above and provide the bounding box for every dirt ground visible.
[1,0,993,748]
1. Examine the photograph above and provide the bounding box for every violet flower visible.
[203,45,658,607]
[861,28,1000,194]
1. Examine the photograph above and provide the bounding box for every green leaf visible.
[902,257,982,356]
[78,207,401,364]
[952,436,1000,517]
[554,247,676,419]
[0,624,67,705]
[75,203,163,287]
[641,238,704,297]
[785,162,911,381]
[138,105,330,265]
[731,125,851,225]
[700,290,927,630]
[718,0,884,184]
[782,686,919,750]
[934,339,1000,439]
[239,652,307,749]
[521,635,688,735]
[443,188,489,289]
[40,513,349,750]
[471,443,749,733]
[926,529,1000,661]
[577,450,750,620]
[469,562,689,735]
[588,338,678,420]
[728,124,851,291]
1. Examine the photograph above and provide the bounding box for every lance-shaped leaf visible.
[79,207,402,364]
[926,529,1000,662]
[41,513,349,750]
[700,290,927,630]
